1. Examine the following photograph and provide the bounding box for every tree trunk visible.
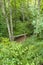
[1,0,12,41]
[8,0,14,41]
[10,9,14,41]
[9,0,14,41]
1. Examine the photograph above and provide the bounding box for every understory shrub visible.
[14,21,34,36]
[0,37,43,65]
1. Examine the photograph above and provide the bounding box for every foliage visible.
[31,6,43,39]
[0,0,43,64]
[13,21,34,35]
[0,0,35,37]
[0,37,43,65]
[0,10,8,37]
[0,0,43,38]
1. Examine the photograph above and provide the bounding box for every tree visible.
[8,0,14,41]
[1,0,13,41]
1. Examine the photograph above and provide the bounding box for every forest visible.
[0,0,43,65]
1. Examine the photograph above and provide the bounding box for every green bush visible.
[0,37,43,65]
[13,21,34,36]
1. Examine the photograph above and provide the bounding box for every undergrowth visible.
[0,37,43,65]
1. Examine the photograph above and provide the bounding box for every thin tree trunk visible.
[10,9,14,41]
[14,0,16,30]
[8,0,14,41]
[1,0,12,41]
[21,4,24,21]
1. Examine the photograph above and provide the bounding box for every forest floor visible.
[15,35,27,42]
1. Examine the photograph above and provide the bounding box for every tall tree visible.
[8,0,14,41]
[1,0,12,41]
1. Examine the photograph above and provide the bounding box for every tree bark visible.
[8,0,14,41]
[1,0,12,41]
[10,9,14,41]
